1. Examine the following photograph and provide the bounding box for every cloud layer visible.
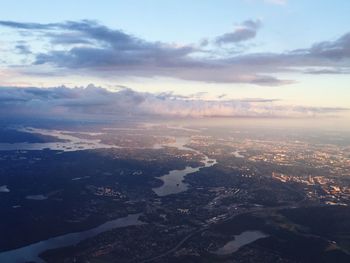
[0,20,349,86]
[0,85,347,120]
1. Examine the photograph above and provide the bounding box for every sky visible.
[0,0,349,122]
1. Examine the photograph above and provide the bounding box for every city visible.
[0,1,350,262]
[0,123,349,262]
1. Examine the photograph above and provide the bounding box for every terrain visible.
[0,121,349,263]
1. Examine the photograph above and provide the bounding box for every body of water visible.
[153,137,217,196]
[0,185,10,193]
[0,128,219,261]
[0,128,117,152]
[215,231,268,255]
[26,195,48,200]
[0,213,144,263]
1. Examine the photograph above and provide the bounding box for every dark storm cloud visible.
[0,85,347,119]
[0,20,350,86]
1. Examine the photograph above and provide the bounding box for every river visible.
[152,137,217,196]
[0,213,144,263]
[215,231,268,255]
[0,129,218,197]
[0,128,218,262]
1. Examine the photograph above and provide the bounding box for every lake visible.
[215,231,269,255]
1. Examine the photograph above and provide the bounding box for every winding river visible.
[0,213,144,263]
[152,137,217,196]
[0,128,218,262]
[0,128,217,197]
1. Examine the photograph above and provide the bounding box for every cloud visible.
[0,85,347,120]
[0,21,60,29]
[308,32,350,60]
[304,68,349,75]
[215,19,262,45]
[264,0,287,5]
[0,20,349,86]
[15,43,32,54]
[0,19,286,86]
[48,32,93,45]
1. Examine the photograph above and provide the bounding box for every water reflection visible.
[0,213,144,263]
[215,231,268,255]
[153,137,217,196]
[0,128,117,152]
[0,185,10,193]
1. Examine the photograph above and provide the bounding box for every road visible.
[139,193,312,263]
[139,208,261,263]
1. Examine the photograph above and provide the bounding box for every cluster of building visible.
[86,185,126,199]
